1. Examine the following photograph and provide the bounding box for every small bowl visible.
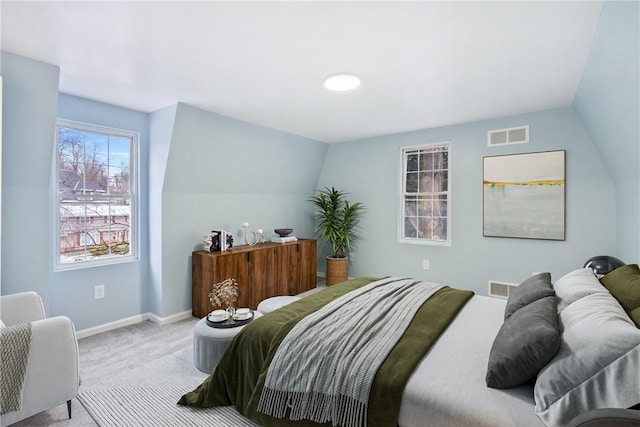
[274,228,293,237]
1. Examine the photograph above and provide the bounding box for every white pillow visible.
[0,319,5,328]
[534,292,640,426]
[553,267,610,312]
[560,293,634,332]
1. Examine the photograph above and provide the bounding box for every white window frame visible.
[53,119,139,270]
[398,142,451,246]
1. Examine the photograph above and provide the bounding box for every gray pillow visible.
[504,272,554,320]
[534,292,640,426]
[486,295,560,389]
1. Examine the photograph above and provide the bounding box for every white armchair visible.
[0,292,79,426]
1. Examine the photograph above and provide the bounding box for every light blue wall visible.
[0,52,328,328]
[52,94,150,330]
[148,103,177,317]
[317,108,616,294]
[1,52,59,310]
[151,103,327,316]
[573,1,639,263]
[1,52,155,330]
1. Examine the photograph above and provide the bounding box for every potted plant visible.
[309,187,365,285]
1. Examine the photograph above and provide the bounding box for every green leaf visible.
[308,187,365,258]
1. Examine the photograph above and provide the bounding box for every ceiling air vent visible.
[487,125,529,147]
[488,280,519,299]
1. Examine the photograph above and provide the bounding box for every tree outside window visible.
[55,120,138,268]
[400,142,451,245]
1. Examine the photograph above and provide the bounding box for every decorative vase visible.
[326,256,348,286]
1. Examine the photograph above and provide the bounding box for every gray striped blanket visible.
[256,277,444,427]
[1,322,32,415]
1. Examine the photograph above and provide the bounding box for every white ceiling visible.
[1,1,603,143]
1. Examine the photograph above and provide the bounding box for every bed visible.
[179,266,640,427]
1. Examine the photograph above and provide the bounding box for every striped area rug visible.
[78,386,259,427]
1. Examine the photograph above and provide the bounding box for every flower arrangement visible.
[209,278,239,308]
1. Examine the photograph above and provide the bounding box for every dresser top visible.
[194,238,315,256]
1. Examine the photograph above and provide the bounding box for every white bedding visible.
[399,295,545,427]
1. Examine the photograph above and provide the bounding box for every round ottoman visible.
[193,311,263,373]
[256,295,301,314]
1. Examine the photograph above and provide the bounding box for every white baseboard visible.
[146,309,193,326]
[76,309,194,339]
[76,314,147,339]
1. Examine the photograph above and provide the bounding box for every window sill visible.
[54,255,139,272]
[398,238,451,247]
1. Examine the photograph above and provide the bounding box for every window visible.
[54,120,138,269]
[399,142,450,245]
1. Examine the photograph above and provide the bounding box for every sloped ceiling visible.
[1,1,603,143]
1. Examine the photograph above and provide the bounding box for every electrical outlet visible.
[349,252,356,261]
[422,259,430,270]
[94,285,105,300]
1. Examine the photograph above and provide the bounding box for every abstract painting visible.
[483,150,565,240]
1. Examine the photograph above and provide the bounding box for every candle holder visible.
[242,222,264,246]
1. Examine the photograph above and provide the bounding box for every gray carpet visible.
[11,281,326,426]
[9,319,254,426]
[78,386,259,427]
[76,344,259,426]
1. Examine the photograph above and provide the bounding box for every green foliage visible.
[88,243,129,256]
[309,187,365,258]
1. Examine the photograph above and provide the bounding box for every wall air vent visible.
[487,125,529,147]
[488,280,519,299]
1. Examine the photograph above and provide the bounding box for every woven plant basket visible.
[326,256,348,286]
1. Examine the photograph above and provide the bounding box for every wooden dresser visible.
[191,239,316,318]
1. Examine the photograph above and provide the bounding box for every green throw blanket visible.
[179,277,473,427]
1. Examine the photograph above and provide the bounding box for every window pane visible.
[434,218,447,241]
[57,128,83,194]
[109,136,131,195]
[417,217,432,239]
[406,153,419,172]
[406,172,418,192]
[420,151,433,171]
[404,217,417,238]
[417,198,433,216]
[109,164,130,195]
[81,133,109,194]
[109,202,131,256]
[441,150,448,169]
[441,171,449,192]
[56,121,136,267]
[404,198,417,217]
[435,198,448,216]
[432,150,445,170]
[433,171,448,192]
[419,171,433,193]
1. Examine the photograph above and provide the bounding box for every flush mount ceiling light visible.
[324,73,361,91]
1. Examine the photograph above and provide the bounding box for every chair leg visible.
[67,400,72,419]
